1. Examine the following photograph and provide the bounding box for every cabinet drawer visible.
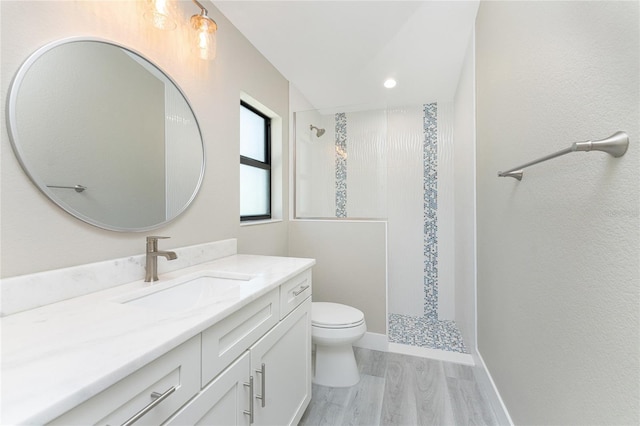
[50,335,200,426]
[201,289,279,386]
[279,269,312,319]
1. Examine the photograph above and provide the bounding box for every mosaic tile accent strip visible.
[423,103,438,319]
[335,112,348,218]
[388,313,468,353]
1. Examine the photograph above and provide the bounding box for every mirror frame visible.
[6,37,206,232]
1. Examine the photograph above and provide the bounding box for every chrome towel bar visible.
[498,131,629,181]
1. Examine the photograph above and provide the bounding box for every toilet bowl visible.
[312,302,366,387]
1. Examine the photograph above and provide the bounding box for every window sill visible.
[240,218,283,227]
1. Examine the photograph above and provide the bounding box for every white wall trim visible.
[290,218,388,224]
[239,219,283,227]
[389,342,474,365]
[353,332,477,366]
[474,350,514,425]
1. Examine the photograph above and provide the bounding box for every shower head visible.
[310,124,326,138]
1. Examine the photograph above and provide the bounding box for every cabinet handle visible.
[120,386,175,426]
[243,376,254,424]
[255,363,266,407]
[293,285,310,296]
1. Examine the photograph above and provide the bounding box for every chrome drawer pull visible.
[293,285,310,296]
[120,385,175,426]
[255,363,266,407]
[243,376,254,424]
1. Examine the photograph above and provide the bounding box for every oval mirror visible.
[7,38,205,232]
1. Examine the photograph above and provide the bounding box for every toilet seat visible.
[312,302,365,329]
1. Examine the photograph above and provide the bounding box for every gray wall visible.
[453,32,476,352]
[1,0,290,277]
[476,1,639,424]
[288,220,387,335]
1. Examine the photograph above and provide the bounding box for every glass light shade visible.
[144,0,177,30]
[191,14,217,61]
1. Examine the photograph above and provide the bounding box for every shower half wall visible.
[294,103,467,355]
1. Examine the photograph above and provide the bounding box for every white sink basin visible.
[121,271,254,312]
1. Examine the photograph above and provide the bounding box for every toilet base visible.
[313,344,360,387]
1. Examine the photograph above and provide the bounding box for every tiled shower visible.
[295,102,467,354]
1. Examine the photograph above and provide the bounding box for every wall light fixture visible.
[145,0,218,61]
[144,0,177,30]
[190,0,218,61]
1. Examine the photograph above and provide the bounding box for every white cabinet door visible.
[250,298,311,426]
[165,352,251,426]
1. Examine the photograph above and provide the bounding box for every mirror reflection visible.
[7,39,205,231]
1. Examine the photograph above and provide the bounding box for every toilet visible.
[311,302,367,387]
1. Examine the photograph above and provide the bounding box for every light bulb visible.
[144,0,177,30]
[384,78,397,89]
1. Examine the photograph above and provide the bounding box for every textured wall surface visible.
[453,33,477,352]
[1,0,290,277]
[476,1,639,424]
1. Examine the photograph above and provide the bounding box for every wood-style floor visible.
[299,347,499,426]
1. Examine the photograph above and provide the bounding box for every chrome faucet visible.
[145,236,177,282]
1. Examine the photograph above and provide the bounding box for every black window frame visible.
[240,101,272,221]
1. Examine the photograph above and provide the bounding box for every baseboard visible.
[352,332,475,365]
[474,350,514,425]
[353,332,389,352]
[388,342,475,365]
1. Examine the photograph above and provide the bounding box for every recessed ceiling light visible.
[383,78,397,89]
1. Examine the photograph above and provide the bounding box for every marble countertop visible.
[1,254,315,425]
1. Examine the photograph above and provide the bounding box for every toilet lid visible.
[312,302,365,328]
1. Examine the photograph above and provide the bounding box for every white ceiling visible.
[214,1,479,111]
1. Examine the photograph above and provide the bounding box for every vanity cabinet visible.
[166,298,311,426]
[279,269,312,319]
[49,335,201,426]
[46,269,312,426]
[250,297,311,425]
[164,352,252,426]
[201,289,280,386]
[167,288,312,425]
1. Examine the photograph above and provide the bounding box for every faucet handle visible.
[146,236,170,252]
[147,236,170,241]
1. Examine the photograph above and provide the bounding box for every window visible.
[240,101,271,221]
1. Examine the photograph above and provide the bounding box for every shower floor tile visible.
[388,313,468,353]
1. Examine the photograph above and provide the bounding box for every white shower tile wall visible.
[387,102,467,354]
[329,103,465,353]
[335,112,347,218]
